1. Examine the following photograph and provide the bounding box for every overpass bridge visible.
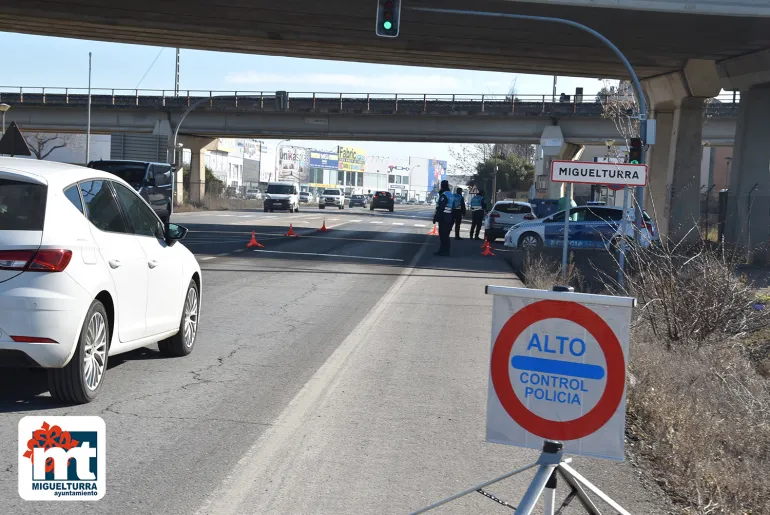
[0,87,740,145]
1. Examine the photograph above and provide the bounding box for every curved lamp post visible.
[171,98,213,208]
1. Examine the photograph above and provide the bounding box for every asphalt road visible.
[0,204,668,514]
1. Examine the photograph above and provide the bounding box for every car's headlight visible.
[265,194,272,200]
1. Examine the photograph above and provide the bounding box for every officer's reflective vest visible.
[441,191,454,214]
[452,193,464,210]
[470,195,483,211]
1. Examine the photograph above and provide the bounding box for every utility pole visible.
[174,48,180,97]
[86,52,92,164]
[552,75,557,102]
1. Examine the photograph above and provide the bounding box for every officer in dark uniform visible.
[469,189,488,240]
[433,180,454,256]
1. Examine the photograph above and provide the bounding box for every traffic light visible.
[376,0,402,37]
[628,138,643,164]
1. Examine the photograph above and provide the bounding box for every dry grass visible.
[523,246,770,514]
[174,196,264,212]
[519,252,585,291]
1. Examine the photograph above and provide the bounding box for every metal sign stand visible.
[411,440,631,515]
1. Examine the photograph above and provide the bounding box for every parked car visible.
[484,201,537,243]
[0,158,201,403]
[87,160,173,224]
[370,191,395,212]
[299,191,313,204]
[407,198,417,205]
[319,188,345,209]
[245,189,262,200]
[264,181,300,212]
[349,194,368,208]
[528,198,561,219]
[503,205,658,251]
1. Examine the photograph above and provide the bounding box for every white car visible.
[0,158,201,404]
[484,201,537,242]
[264,181,300,212]
[503,205,658,250]
[299,191,313,204]
[319,188,345,210]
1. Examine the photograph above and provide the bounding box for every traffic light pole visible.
[407,6,649,238]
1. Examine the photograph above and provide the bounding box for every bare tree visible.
[597,79,639,147]
[24,133,83,160]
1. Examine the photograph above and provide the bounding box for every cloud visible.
[224,71,475,93]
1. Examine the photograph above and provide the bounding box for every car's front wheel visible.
[518,233,543,250]
[159,279,200,357]
[48,299,109,404]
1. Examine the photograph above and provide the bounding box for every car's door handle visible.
[148,260,159,269]
[108,259,121,269]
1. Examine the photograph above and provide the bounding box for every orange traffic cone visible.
[428,224,439,235]
[481,236,490,249]
[246,231,264,248]
[317,219,330,232]
[285,224,298,237]
[481,243,496,256]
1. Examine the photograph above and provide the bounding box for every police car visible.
[483,201,537,243]
[503,205,658,250]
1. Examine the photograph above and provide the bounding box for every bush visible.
[519,252,584,291]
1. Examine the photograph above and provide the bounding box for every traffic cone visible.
[317,219,330,232]
[428,224,438,235]
[285,224,298,237]
[481,244,496,256]
[246,231,264,248]
[481,236,490,249]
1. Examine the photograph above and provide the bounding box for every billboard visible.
[310,151,339,169]
[428,159,447,193]
[338,146,366,172]
[278,146,309,183]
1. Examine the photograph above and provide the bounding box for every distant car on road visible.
[370,191,395,212]
[504,205,658,250]
[0,158,201,403]
[484,201,537,243]
[245,189,262,200]
[407,198,416,205]
[349,194,368,208]
[87,160,173,224]
[299,191,313,204]
[319,188,345,209]
[265,181,300,212]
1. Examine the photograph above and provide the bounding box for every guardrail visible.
[0,86,740,117]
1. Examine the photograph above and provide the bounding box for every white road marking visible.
[198,256,216,261]
[414,224,426,228]
[392,222,404,226]
[218,214,235,217]
[238,215,252,218]
[350,219,362,223]
[251,250,403,262]
[329,218,340,221]
[370,221,383,224]
[196,241,428,515]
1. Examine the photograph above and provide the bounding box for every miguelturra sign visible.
[551,160,648,187]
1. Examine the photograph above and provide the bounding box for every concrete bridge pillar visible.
[718,49,770,263]
[723,84,770,261]
[178,136,216,204]
[643,59,721,243]
[539,126,584,198]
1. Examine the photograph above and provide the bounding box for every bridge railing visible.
[0,86,740,117]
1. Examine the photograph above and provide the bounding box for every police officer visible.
[469,189,488,240]
[452,187,466,240]
[433,180,454,256]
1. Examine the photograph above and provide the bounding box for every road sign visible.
[551,160,648,187]
[485,286,634,460]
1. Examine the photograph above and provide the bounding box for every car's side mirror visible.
[165,223,188,245]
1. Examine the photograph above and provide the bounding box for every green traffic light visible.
[383,21,392,30]
[630,160,639,164]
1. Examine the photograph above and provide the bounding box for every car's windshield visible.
[267,184,295,194]
[323,189,341,196]
[0,179,47,231]
[89,162,147,186]
[300,192,309,196]
[351,195,363,199]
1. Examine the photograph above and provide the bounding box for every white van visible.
[264,181,300,213]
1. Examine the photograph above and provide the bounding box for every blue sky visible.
[0,31,609,166]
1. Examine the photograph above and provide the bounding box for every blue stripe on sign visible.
[511,355,605,380]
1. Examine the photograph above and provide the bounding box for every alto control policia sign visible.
[485,286,634,460]
[551,160,648,187]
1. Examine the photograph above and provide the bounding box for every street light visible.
[0,103,11,135]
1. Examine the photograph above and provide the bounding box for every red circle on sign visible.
[490,300,625,441]
[608,184,625,191]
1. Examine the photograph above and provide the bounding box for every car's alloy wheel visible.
[48,299,110,404]
[183,286,199,348]
[519,234,542,250]
[159,279,200,357]
[83,311,108,391]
